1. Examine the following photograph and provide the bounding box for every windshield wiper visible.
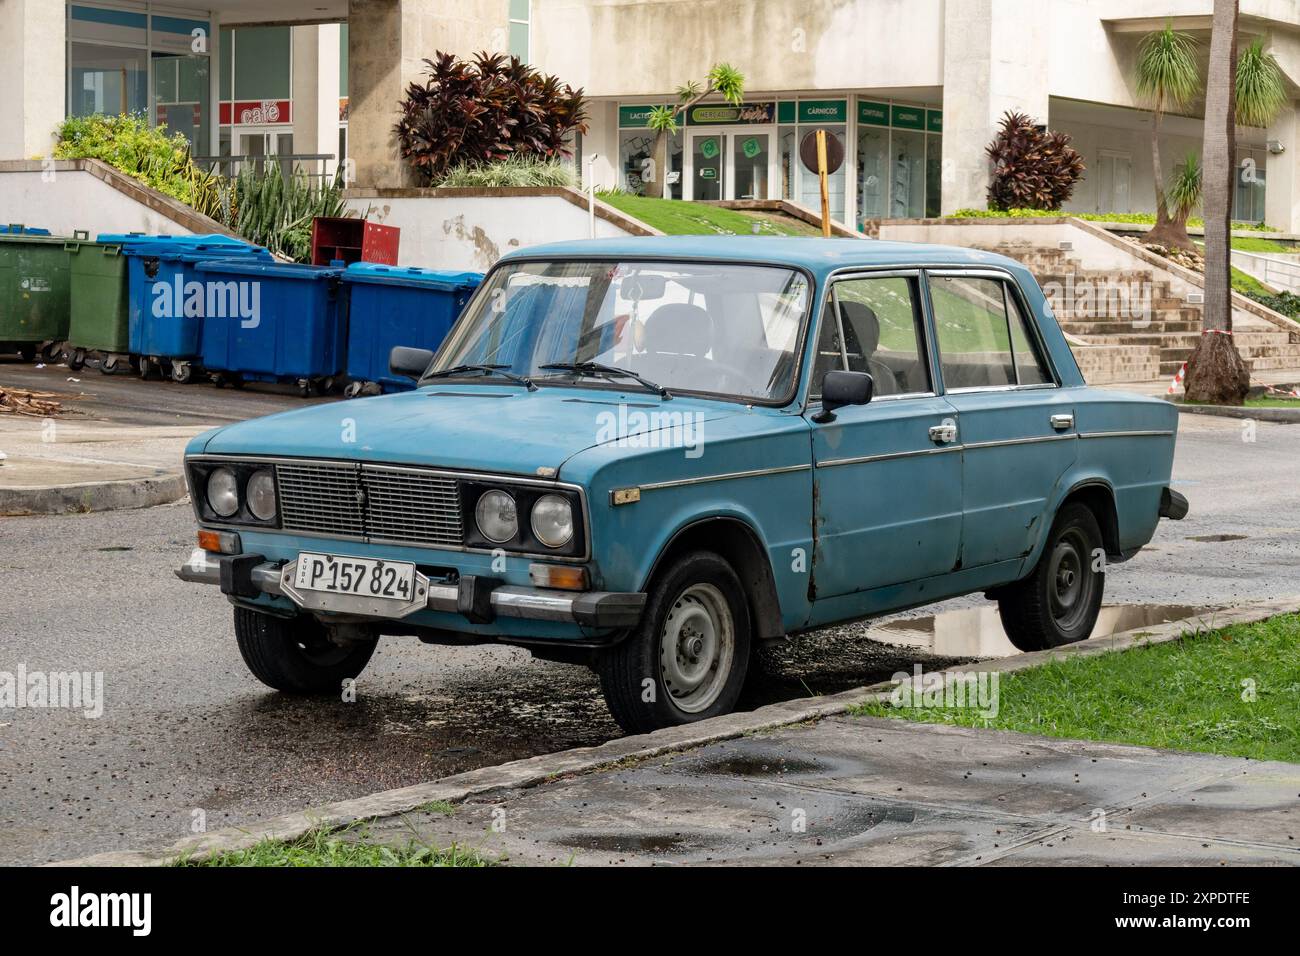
[540,362,672,399]
[424,364,536,391]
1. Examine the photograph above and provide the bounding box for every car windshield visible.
[426,259,812,402]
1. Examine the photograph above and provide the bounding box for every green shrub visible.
[54,113,223,219]
[227,163,351,262]
[1244,289,1300,319]
[950,207,1274,231]
[435,155,577,188]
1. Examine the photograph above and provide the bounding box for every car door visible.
[806,272,962,600]
[925,270,1077,569]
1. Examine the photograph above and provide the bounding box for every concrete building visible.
[2,0,1298,232]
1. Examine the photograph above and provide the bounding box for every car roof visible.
[500,236,1026,278]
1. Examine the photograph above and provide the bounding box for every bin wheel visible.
[298,379,313,398]
[100,354,120,374]
[138,356,156,379]
[39,342,62,364]
[66,349,86,372]
[16,345,36,363]
[171,361,194,385]
[343,381,363,399]
[321,376,336,394]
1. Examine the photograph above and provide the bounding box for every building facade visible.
[2,0,1298,233]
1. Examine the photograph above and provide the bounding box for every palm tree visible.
[1184,0,1250,405]
[643,64,745,200]
[1183,23,1288,405]
[1135,23,1200,250]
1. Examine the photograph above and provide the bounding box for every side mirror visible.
[812,370,873,423]
[389,346,435,380]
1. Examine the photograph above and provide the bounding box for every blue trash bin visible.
[341,263,483,395]
[1,224,53,236]
[102,235,272,382]
[196,259,347,395]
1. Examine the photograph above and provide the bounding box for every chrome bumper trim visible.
[175,551,643,628]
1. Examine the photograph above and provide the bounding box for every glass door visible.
[731,132,770,200]
[690,133,725,200]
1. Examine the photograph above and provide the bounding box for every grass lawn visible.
[1244,396,1300,407]
[852,613,1300,763]
[597,192,823,237]
[179,815,490,867]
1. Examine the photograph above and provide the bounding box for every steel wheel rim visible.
[659,583,734,714]
[1048,528,1093,631]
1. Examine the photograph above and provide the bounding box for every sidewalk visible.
[362,716,1299,866]
[0,416,202,515]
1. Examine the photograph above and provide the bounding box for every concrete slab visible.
[354,718,1300,866]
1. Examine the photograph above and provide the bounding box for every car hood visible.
[196,385,742,478]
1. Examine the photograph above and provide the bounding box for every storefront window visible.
[856,125,888,220]
[925,135,942,218]
[618,129,682,198]
[69,42,149,118]
[797,126,846,222]
[890,129,926,218]
[1234,148,1267,223]
[778,126,797,200]
[67,6,212,156]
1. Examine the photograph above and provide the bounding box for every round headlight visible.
[475,490,518,543]
[530,494,574,548]
[206,467,239,517]
[246,469,277,521]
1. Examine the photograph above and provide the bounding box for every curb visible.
[0,472,187,516]
[1171,402,1300,424]
[54,595,1300,867]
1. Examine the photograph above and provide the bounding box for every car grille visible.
[275,461,464,548]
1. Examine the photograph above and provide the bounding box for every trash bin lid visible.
[343,262,483,291]
[194,259,343,279]
[0,225,52,235]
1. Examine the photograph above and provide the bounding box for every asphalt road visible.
[1,393,1297,864]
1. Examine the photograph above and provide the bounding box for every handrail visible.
[1231,248,1300,293]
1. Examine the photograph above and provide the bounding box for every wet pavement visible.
[1,404,1298,864]
[363,719,1300,866]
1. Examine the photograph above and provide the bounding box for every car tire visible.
[997,502,1105,652]
[233,607,377,695]
[596,550,751,734]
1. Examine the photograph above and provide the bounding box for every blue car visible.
[177,237,1187,732]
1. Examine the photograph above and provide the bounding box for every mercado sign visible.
[685,102,775,125]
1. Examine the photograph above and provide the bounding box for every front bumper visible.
[175,551,646,629]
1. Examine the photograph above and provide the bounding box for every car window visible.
[929,275,1018,389]
[1006,290,1053,385]
[810,275,930,401]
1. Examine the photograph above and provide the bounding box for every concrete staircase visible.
[982,244,1300,385]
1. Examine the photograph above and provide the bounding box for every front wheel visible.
[596,551,751,734]
[997,502,1105,652]
[233,607,377,694]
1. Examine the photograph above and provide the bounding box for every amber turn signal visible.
[528,563,589,591]
[197,529,242,554]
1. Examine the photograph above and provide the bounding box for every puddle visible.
[1186,534,1248,543]
[555,832,722,854]
[680,754,828,777]
[872,604,1220,658]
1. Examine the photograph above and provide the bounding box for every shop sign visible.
[926,109,943,133]
[798,100,847,124]
[618,104,666,128]
[890,104,926,130]
[219,100,292,125]
[698,138,720,160]
[857,100,890,127]
[741,137,762,159]
[686,102,775,125]
[699,167,717,180]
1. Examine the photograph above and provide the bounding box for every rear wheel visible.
[233,607,377,694]
[596,551,750,734]
[997,502,1105,652]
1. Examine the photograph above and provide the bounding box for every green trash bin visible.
[0,230,79,362]
[66,237,131,372]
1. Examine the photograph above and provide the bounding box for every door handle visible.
[929,420,958,444]
[1050,413,1075,431]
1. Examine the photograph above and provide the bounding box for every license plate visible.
[293,552,416,603]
